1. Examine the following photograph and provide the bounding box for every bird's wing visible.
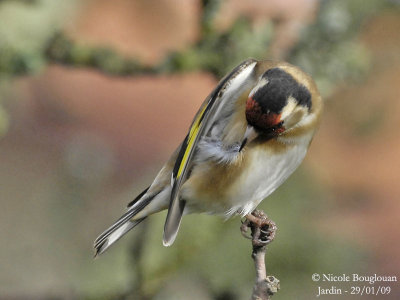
[163,59,258,245]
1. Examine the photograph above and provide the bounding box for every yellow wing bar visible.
[176,104,208,178]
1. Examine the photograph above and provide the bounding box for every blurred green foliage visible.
[0,0,77,76]
[0,0,393,82]
[46,33,145,76]
[0,0,77,136]
[0,0,391,88]
[45,17,273,78]
[289,0,391,95]
[160,18,273,78]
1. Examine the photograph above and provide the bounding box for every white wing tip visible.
[162,231,178,247]
[162,240,172,247]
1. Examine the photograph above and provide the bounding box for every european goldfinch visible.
[94,59,322,256]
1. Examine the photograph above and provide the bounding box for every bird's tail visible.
[93,195,152,257]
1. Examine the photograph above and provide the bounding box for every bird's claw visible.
[240,210,277,246]
[240,219,253,239]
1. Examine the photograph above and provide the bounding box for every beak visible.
[239,125,258,152]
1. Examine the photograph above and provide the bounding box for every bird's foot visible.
[240,210,277,247]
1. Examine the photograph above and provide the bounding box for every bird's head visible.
[240,63,322,150]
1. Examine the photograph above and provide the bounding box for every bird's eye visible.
[271,121,284,132]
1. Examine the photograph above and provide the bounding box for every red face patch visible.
[245,97,284,133]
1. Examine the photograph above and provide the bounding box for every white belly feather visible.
[225,139,309,217]
[183,132,313,217]
[186,133,312,217]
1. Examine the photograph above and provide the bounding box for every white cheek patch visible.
[280,96,297,120]
[281,96,308,129]
[284,107,306,128]
[249,77,269,98]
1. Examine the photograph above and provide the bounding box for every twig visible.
[241,210,280,300]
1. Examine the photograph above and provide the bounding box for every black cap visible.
[252,68,312,114]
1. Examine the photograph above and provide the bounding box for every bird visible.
[94,58,323,256]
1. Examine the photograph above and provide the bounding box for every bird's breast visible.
[181,137,310,216]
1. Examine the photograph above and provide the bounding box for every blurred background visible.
[1,0,400,299]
